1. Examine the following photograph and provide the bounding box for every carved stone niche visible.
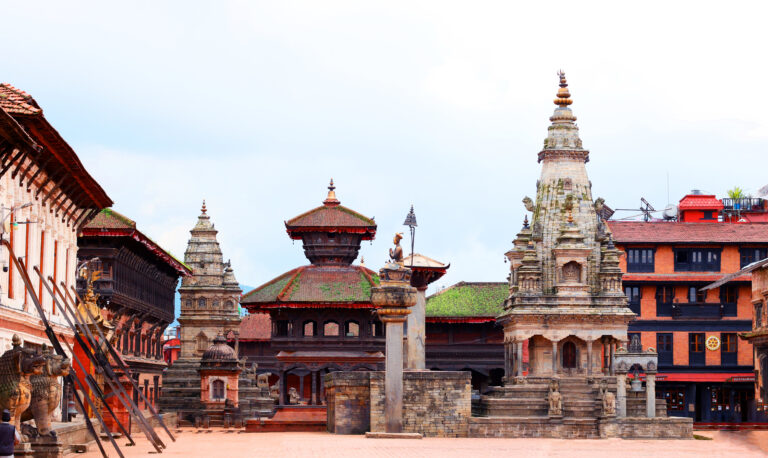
[552,248,591,296]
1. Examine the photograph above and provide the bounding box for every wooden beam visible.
[0,148,26,179]
[24,155,52,190]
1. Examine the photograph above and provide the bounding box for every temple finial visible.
[201,200,207,214]
[523,215,530,229]
[324,178,340,206]
[554,70,572,107]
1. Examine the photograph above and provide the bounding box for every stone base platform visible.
[365,432,423,439]
[245,406,326,433]
[469,416,693,439]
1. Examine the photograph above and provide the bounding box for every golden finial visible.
[201,200,207,214]
[324,178,340,206]
[567,209,574,224]
[554,70,572,107]
[360,256,365,267]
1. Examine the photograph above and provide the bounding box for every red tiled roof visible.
[607,221,768,244]
[80,209,191,276]
[285,203,376,239]
[238,313,271,341]
[241,265,379,308]
[84,208,136,230]
[678,194,724,211]
[0,84,42,115]
[0,83,112,213]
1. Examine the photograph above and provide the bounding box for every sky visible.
[3,1,768,295]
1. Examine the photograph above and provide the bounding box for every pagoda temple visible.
[241,180,384,406]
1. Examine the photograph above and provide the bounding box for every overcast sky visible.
[3,1,768,294]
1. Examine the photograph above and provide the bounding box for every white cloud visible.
[3,0,768,292]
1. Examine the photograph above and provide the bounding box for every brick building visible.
[608,192,768,423]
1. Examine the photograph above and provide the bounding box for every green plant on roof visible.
[425,283,508,317]
[727,186,746,199]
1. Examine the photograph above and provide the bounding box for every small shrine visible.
[198,335,242,425]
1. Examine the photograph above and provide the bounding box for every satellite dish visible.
[663,204,678,221]
[758,184,768,197]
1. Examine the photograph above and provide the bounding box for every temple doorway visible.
[562,341,577,369]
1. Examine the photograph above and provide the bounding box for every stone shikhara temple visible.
[327,73,693,439]
[160,203,272,425]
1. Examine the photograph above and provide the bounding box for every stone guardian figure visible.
[548,378,563,417]
[599,379,616,417]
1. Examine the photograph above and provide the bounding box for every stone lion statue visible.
[599,379,616,417]
[257,373,272,390]
[548,378,562,416]
[0,335,46,440]
[21,346,71,437]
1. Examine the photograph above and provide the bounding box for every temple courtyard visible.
[80,430,768,457]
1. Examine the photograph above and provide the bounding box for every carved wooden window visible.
[185,300,192,309]
[212,300,220,309]
[273,320,292,337]
[345,321,359,337]
[198,298,206,308]
[303,321,316,337]
[212,379,225,400]
[627,248,655,273]
[226,300,234,310]
[323,321,339,337]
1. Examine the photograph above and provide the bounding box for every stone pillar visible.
[370,261,417,434]
[385,318,405,431]
[516,341,524,377]
[504,343,510,378]
[552,340,559,375]
[319,372,325,404]
[299,374,305,403]
[616,372,627,417]
[586,340,593,376]
[279,370,286,406]
[311,371,317,405]
[609,342,615,375]
[646,373,656,418]
[406,285,427,370]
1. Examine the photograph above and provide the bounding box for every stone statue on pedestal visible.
[288,387,300,405]
[599,379,616,417]
[20,346,71,437]
[0,335,46,441]
[548,378,563,417]
[389,233,404,264]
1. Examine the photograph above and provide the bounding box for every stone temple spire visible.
[183,202,225,287]
[540,70,586,160]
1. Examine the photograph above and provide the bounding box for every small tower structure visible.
[159,202,252,423]
[178,201,242,359]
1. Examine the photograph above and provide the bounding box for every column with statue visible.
[370,235,417,433]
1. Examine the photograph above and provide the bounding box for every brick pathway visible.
[81,429,768,457]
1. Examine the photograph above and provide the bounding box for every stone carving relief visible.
[599,379,616,417]
[562,261,581,283]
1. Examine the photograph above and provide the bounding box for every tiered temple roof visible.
[242,180,379,311]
